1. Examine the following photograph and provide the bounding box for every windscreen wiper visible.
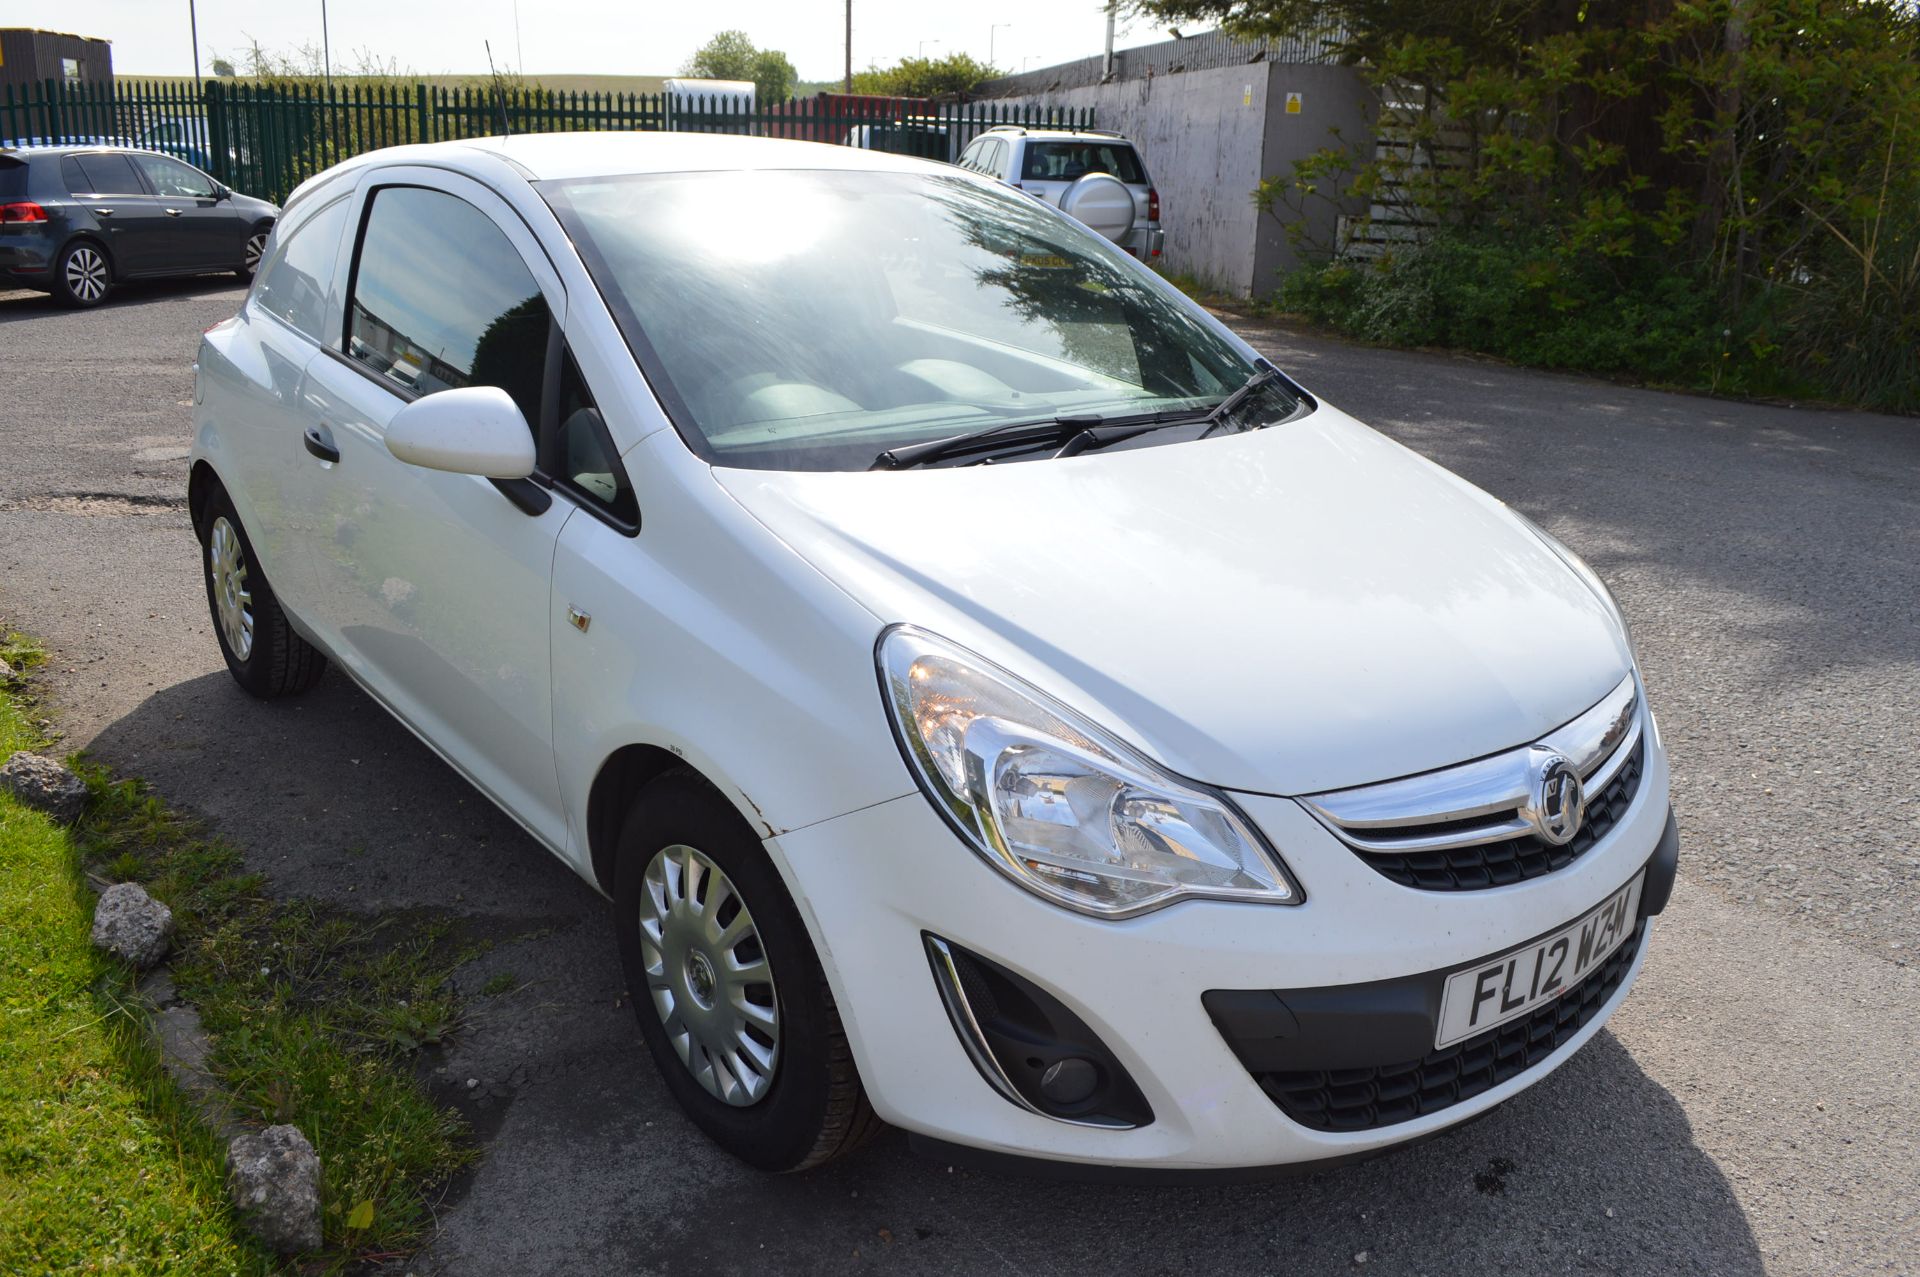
[1195,366,1283,439]
[1053,366,1287,459]
[871,409,1196,471]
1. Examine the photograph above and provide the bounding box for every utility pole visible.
[321,0,333,90]
[514,0,524,75]
[990,23,1011,70]
[844,0,853,93]
[1102,0,1117,82]
[189,0,202,90]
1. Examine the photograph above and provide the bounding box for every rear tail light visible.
[1147,187,1160,221]
[1,201,49,224]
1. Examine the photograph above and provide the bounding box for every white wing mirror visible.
[384,387,536,479]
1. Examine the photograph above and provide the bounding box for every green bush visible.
[1277,231,1845,404]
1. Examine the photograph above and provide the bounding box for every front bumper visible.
[767,719,1675,1170]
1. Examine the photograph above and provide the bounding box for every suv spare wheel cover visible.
[1060,172,1135,244]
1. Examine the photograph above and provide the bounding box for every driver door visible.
[292,170,574,849]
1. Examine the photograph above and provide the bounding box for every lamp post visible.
[844,0,852,93]
[1102,0,1117,82]
[989,23,1011,70]
[189,0,202,90]
[321,0,333,91]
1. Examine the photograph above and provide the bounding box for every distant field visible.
[117,73,671,96]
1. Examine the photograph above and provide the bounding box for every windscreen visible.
[543,169,1257,471]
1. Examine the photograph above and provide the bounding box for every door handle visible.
[94,208,113,216]
[165,208,183,217]
[302,424,340,464]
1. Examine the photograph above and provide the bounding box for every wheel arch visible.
[187,459,223,535]
[586,743,697,898]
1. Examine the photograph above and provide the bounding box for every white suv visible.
[956,126,1165,261]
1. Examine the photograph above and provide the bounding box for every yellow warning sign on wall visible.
[1286,91,1303,114]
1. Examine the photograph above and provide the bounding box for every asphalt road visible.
[1,277,1915,1276]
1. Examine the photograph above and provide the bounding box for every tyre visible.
[197,486,327,698]
[238,225,270,281]
[54,240,112,307]
[613,769,881,1171]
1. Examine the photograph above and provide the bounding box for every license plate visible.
[1434,871,1644,1049]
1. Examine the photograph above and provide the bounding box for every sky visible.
[22,1,1179,83]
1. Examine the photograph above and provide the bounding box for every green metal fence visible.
[1,79,1095,204]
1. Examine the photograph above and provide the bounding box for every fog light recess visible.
[923,934,1153,1129]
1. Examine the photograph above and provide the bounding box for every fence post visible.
[204,81,232,186]
[41,78,62,143]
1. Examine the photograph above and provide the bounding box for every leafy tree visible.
[210,57,236,78]
[685,30,758,80]
[850,53,1002,98]
[685,29,798,102]
[751,48,798,103]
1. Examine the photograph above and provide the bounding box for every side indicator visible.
[567,606,591,633]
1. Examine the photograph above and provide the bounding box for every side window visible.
[957,139,983,171]
[73,153,144,195]
[550,350,638,527]
[132,154,215,199]
[254,196,349,342]
[346,185,549,427]
[61,156,93,194]
[988,139,1009,177]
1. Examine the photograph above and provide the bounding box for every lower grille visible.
[1252,923,1644,1132]
[1358,740,1645,891]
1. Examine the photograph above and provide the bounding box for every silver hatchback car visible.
[955,126,1165,261]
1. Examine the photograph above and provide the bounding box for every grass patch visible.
[73,774,478,1262]
[2,627,477,1269]
[0,633,270,1274]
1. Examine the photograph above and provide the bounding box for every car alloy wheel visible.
[244,230,267,274]
[207,515,254,661]
[64,245,108,303]
[637,842,780,1106]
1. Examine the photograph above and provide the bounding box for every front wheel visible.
[54,240,111,307]
[197,486,326,698]
[613,769,881,1171]
[238,226,269,280]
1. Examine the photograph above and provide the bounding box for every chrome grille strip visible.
[1304,674,1640,854]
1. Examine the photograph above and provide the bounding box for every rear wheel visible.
[54,241,111,307]
[197,486,326,698]
[613,769,881,1171]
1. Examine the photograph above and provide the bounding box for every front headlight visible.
[877,626,1301,918]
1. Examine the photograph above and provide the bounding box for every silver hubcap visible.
[208,516,254,660]
[65,246,107,302]
[245,233,266,271]
[638,844,780,1106]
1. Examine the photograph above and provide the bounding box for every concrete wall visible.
[993,60,1375,297]
[1000,64,1277,296]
